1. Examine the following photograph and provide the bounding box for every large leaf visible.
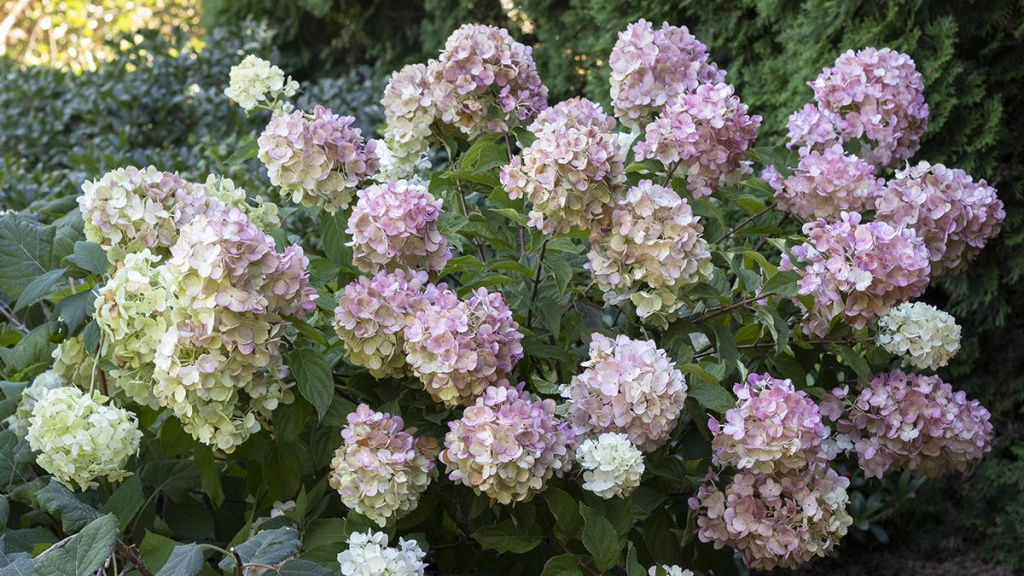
[66,241,107,275]
[472,520,542,554]
[540,554,582,576]
[579,504,621,571]
[218,526,301,570]
[34,514,118,576]
[35,481,100,533]
[0,430,34,491]
[13,268,66,312]
[0,535,37,576]
[0,215,55,300]
[688,381,736,413]
[273,559,333,576]
[287,347,333,422]
[542,488,583,542]
[154,544,203,576]
[100,476,145,530]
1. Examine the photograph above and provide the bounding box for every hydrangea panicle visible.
[224,54,298,114]
[577,432,646,499]
[878,302,961,370]
[381,63,436,177]
[441,383,574,503]
[338,530,427,576]
[763,144,884,220]
[329,404,439,526]
[563,334,688,452]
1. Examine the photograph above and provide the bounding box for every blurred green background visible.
[1,0,1021,571]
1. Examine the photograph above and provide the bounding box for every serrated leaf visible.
[543,488,583,542]
[67,242,107,275]
[53,291,94,334]
[688,380,736,413]
[14,268,66,312]
[472,520,541,554]
[288,347,333,422]
[760,270,801,298]
[36,481,100,533]
[219,527,301,570]
[540,554,582,576]
[34,514,117,576]
[579,504,621,571]
[0,215,55,300]
[0,429,34,491]
[625,543,646,576]
[154,544,203,576]
[100,476,144,530]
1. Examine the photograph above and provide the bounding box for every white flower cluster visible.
[878,302,962,370]
[649,567,694,576]
[224,55,299,114]
[576,432,645,499]
[26,387,142,491]
[3,370,63,437]
[338,531,426,576]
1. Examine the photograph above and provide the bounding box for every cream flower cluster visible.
[689,465,853,570]
[26,387,142,491]
[878,302,961,370]
[823,370,993,479]
[577,432,646,499]
[258,105,379,213]
[649,567,694,576]
[380,63,435,177]
[633,82,761,198]
[79,166,204,263]
[51,335,99,387]
[224,55,298,114]
[876,161,1005,276]
[586,180,713,326]
[332,270,430,378]
[427,24,548,138]
[441,383,574,504]
[608,19,726,127]
[562,334,688,452]
[347,180,451,274]
[762,144,884,220]
[338,531,426,576]
[711,373,827,474]
[405,287,523,407]
[3,369,63,437]
[781,212,931,337]
[329,404,439,527]
[500,97,625,234]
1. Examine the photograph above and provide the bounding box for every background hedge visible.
[2,0,1022,569]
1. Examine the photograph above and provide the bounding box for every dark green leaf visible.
[274,559,333,576]
[688,380,735,413]
[67,242,107,275]
[100,476,145,530]
[760,270,802,298]
[34,514,118,576]
[540,554,583,576]
[472,520,542,554]
[543,488,583,542]
[288,347,334,422]
[154,544,203,576]
[0,215,55,300]
[53,291,94,334]
[14,268,66,312]
[226,138,259,165]
[219,527,301,570]
[36,481,100,532]
[579,504,621,571]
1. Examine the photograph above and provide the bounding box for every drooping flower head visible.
[633,82,761,198]
[224,54,299,114]
[689,465,853,570]
[562,334,688,452]
[876,161,1004,276]
[26,387,142,491]
[609,19,726,127]
[500,97,625,234]
[780,212,931,337]
[823,370,993,479]
[347,180,451,274]
[381,63,436,178]
[586,180,713,325]
[577,432,646,499]
[338,531,427,576]
[441,383,574,504]
[763,144,884,220]
[878,302,961,370]
[329,404,439,527]
[78,166,205,263]
[404,287,523,407]
[428,24,547,138]
[710,373,827,474]
[333,269,430,378]
[258,105,379,213]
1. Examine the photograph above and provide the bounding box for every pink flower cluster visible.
[332,270,430,378]
[329,404,439,526]
[633,83,761,198]
[689,465,853,570]
[562,334,688,452]
[428,24,548,138]
[876,161,1004,276]
[258,105,379,213]
[500,97,625,234]
[780,212,930,337]
[586,180,712,326]
[788,48,929,168]
[711,374,828,474]
[763,144,884,220]
[608,19,726,127]
[404,287,523,407]
[347,180,451,274]
[441,383,574,504]
[822,370,993,479]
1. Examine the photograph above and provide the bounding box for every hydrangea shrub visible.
[0,21,1004,576]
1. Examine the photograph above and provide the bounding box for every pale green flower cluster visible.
[51,335,100,388]
[3,370,63,437]
[26,387,142,491]
[224,54,299,114]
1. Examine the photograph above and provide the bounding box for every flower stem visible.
[525,238,550,329]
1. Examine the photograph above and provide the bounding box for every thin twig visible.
[0,302,28,334]
[116,541,154,576]
[715,204,775,244]
[525,238,550,329]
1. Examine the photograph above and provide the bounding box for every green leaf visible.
[100,476,145,530]
[0,215,55,300]
[264,443,302,501]
[320,212,350,267]
[688,380,736,413]
[625,543,646,576]
[540,554,583,576]
[154,544,203,576]
[711,323,738,377]
[67,242,107,275]
[491,207,529,227]
[226,138,259,165]
[36,481,100,533]
[14,268,66,312]
[579,504,621,571]
[219,527,301,570]
[472,520,542,554]
[543,488,584,543]
[194,447,224,508]
[760,270,802,298]
[53,291,94,334]
[0,429,34,490]
[755,304,790,356]
[274,559,333,576]
[34,514,118,576]
[287,347,334,422]
[833,344,872,383]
